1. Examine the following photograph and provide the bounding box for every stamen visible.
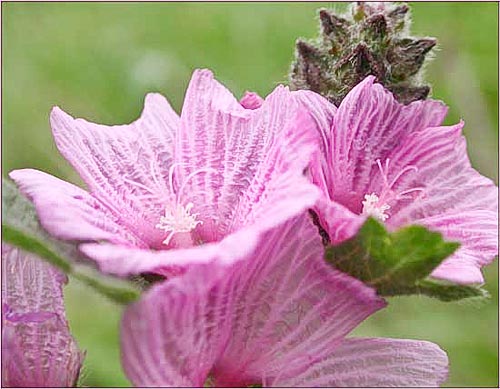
[361,193,390,221]
[155,202,203,245]
[362,159,424,222]
[175,167,218,204]
[376,159,390,187]
[167,162,186,195]
[388,165,418,190]
[396,187,425,200]
[123,178,156,194]
[156,165,218,246]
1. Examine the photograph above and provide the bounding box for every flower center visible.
[155,203,202,245]
[360,158,424,222]
[361,193,390,221]
[155,163,217,246]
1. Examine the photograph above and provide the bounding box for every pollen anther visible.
[155,202,203,245]
[361,193,391,221]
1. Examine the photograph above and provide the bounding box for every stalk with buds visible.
[290,2,437,105]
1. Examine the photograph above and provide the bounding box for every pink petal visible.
[429,250,485,285]
[120,276,232,387]
[309,77,497,285]
[274,337,448,387]
[119,222,267,386]
[383,123,498,283]
[230,110,320,232]
[240,91,264,109]
[120,215,385,387]
[293,89,337,187]
[2,244,66,317]
[175,69,320,242]
[2,245,83,387]
[14,69,320,280]
[212,215,385,386]
[50,93,178,247]
[420,211,498,284]
[80,222,261,284]
[9,169,146,247]
[387,123,497,221]
[314,196,364,245]
[320,75,448,211]
[81,169,317,281]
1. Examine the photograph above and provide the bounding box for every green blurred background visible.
[2,2,498,387]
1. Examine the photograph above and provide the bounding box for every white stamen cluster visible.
[361,193,390,222]
[155,203,203,245]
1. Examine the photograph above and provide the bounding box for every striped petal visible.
[11,69,320,280]
[274,337,448,387]
[313,196,364,245]
[49,93,178,248]
[310,77,497,285]
[421,211,498,284]
[120,273,233,387]
[175,69,320,242]
[120,215,385,387]
[9,169,145,247]
[80,222,261,282]
[212,216,385,386]
[383,123,498,283]
[80,170,316,279]
[323,75,447,211]
[293,89,337,191]
[2,245,83,387]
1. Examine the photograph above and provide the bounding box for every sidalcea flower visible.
[121,214,448,387]
[295,75,498,285]
[9,69,320,287]
[2,245,83,387]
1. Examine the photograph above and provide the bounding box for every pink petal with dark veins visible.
[2,245,83,387]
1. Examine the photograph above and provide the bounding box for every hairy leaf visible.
[325,217,487,301]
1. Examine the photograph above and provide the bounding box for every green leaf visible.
[325,217,487,302]
[2,177,140,305]
[413,279,489,302]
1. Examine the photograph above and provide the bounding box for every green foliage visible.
[2,177,141,305]
[325,218,488,302]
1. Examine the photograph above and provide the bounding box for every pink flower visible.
[2,245,83,387]
[121,214,448,387]
[9,69,320,287]
[295,76,498,285]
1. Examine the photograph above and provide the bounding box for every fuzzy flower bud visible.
[289,2,437,105]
